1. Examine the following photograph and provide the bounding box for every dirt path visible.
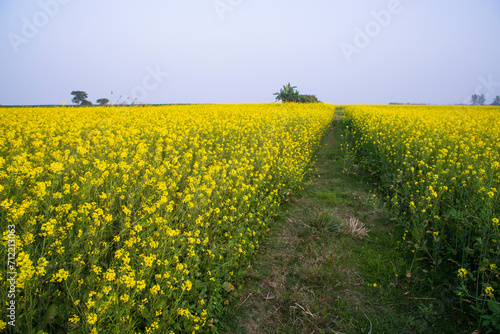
[221,117,425,333]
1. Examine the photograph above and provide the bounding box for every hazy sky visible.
[1,0,499,105]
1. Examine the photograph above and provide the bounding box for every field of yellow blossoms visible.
[345,105,500,324]
[0,104,335,333]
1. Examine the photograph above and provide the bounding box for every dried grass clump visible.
[340,217,370,239]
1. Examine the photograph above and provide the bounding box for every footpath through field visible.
[222,113,462,333]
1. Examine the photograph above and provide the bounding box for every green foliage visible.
[296,95,319,103]
[71,90,89,105]
[491,95,500,106]
[96,98,109,106]
[471,94,486,105]
[273,83,300,102]
[273,84,319,103]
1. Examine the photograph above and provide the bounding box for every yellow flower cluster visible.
[0,103,335,333]
[485,286,495,297]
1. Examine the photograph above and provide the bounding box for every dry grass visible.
[340,216,370,239]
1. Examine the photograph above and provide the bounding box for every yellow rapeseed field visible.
[0,103,335,333]
[344,105,500,317]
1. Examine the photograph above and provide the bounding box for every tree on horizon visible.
[471,94,486,105]
[97,98,109,106]
[273,83,300,102]
[491,95,500,106]
[71,91,89,105]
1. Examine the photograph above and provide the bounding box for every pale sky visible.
[1,0,499,105]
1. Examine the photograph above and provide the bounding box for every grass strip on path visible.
[221,112,468,334]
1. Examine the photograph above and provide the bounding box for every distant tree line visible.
[70,91,109,106]
[69,89,500,106]
[390,95,500,106]
[471,94,500,106]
